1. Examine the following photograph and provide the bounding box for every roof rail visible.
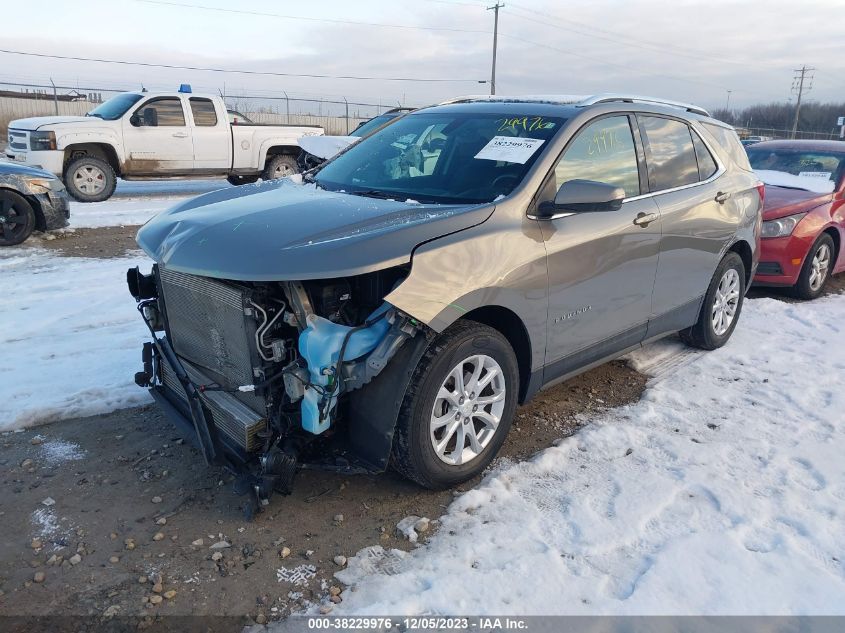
[577,94,710,117]
[439,94,588,106]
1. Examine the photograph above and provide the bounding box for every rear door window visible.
[189,98,218,127]
[639,116,699,191]
[554,115,641,197]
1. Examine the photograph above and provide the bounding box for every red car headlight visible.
[761,213,807,239]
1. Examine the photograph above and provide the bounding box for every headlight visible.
[761,213,806,239]
[30,131,57,151]
[25,177,62,192]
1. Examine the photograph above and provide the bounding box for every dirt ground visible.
[28,226,142,259]
[0,361,645,623]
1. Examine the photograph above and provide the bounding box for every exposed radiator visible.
[160,355,266,452]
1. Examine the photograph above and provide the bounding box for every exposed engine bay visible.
[127,264,427,516]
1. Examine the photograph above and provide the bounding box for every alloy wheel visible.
[429,354,506,466]
[808,243,831,292]
[0,196,29,242]
[711,268,741,336]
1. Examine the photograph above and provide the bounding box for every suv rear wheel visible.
[681,251,745,350]
[391,321,519,489]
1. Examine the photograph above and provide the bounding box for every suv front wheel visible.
[392,321,519,489]
[681,251,745,350]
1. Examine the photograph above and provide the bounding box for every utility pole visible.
[487,2,504,95]
[724,89,732,112]
[790,65,814,139]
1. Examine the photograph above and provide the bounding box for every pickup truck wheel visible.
[226,175,260,186]
[262,155,299,180]
[0,190,36,246]
[391,321,518,490]
[793,234,833,300]
[65,156,116,202]
[680,251,745,350]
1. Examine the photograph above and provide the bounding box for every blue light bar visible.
[178,84,192,93]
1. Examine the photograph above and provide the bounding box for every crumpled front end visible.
[127,262,428,513]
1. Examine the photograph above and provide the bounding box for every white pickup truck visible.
[5,88,323,202]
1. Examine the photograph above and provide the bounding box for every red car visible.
[747,140,845,299]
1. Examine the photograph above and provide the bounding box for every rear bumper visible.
[752,234,814,287]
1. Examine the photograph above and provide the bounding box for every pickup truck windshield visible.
[87,93,144,120]
[315,112,565,204]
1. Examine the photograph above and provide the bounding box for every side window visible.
[554,116,641,197]
[189,98,218,127]
[701,123,753,172]
[639,116,699,190]
[136,98,185,127]
[691,129,718,180]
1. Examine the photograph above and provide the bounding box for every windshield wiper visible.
[347,189,398,200]
[86,113,104,119]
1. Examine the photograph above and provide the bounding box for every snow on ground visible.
[69,179,230,228]
[333,294,845,615]
[0,248,152,430]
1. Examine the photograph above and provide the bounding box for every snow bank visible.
[0,248,152,430]
[335,295,845,615]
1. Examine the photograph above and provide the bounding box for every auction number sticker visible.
[474,136,545,164]
[798,171,831,179]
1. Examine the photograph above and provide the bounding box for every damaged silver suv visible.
[129,94,762,513]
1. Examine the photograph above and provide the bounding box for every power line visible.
[137,0,490,34]
[0,49,485,84]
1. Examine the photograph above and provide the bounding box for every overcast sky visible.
[2,0,843,114]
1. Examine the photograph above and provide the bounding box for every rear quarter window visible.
[701,122,753,172]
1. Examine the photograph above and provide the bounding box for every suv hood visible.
[136,179,493,281]
[9,115,99,131]
[762,185,832,221]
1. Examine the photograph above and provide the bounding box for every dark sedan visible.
[0,161,70,245]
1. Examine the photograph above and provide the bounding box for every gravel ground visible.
[0,361,646,623]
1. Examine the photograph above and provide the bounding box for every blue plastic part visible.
[298,304,391,434]
[178,84,192,93]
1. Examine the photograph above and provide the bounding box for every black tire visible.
[64,156,117,202]
[226,174,260,186]
[680,251,745,350]
[262,154,299,181]
[0,190,37,246]
[793,233,834,301]
[391,320,519,490]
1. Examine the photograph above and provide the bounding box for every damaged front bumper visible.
[127,265,430,505]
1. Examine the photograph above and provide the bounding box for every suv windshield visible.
[315,111,565,204]
[87,93,144,120]
[747,147,845,193]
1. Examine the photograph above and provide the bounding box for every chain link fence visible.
[740,127,843,141]
[0,81,402,140]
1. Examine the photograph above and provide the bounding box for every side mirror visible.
[129,114,141,127]
[537,179,626,218]
[142,108,158,127]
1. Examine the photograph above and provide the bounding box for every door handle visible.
[633,212,658,227]
[172,132,189,138]
[715,191,731,204]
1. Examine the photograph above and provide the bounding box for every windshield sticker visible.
[798,171,831,179]
[497,116,556,133]
[474,136,546,164]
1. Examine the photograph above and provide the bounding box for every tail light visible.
[756,181,766,207]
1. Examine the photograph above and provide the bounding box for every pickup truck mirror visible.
[142,108,158,127]
[537,179,626,218]
[129,114,141,127]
